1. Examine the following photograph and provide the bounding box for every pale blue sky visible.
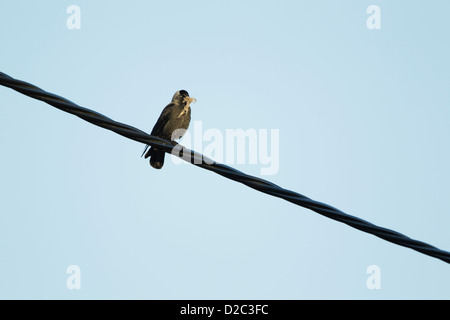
[0,1,449,299]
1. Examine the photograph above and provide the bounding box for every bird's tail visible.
[144,146,165,169]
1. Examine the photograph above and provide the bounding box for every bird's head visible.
[172,90,196,107]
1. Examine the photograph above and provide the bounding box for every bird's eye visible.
[179,90,189,97]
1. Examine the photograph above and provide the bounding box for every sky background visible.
[0,1,449,299]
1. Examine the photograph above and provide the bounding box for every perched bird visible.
[142,90,196,169]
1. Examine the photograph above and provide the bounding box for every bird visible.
[142,90,196,169]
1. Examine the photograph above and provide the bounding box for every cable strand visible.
[1,71,449,264]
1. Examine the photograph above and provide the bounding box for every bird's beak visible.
[184,97,197,105]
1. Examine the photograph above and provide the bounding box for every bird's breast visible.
[162,105,191,140]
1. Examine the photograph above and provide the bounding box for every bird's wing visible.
[150,103,173,136]
[141,144,150,157]
[141,103,174,157]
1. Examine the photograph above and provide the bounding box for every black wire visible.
[1,70,449,265]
